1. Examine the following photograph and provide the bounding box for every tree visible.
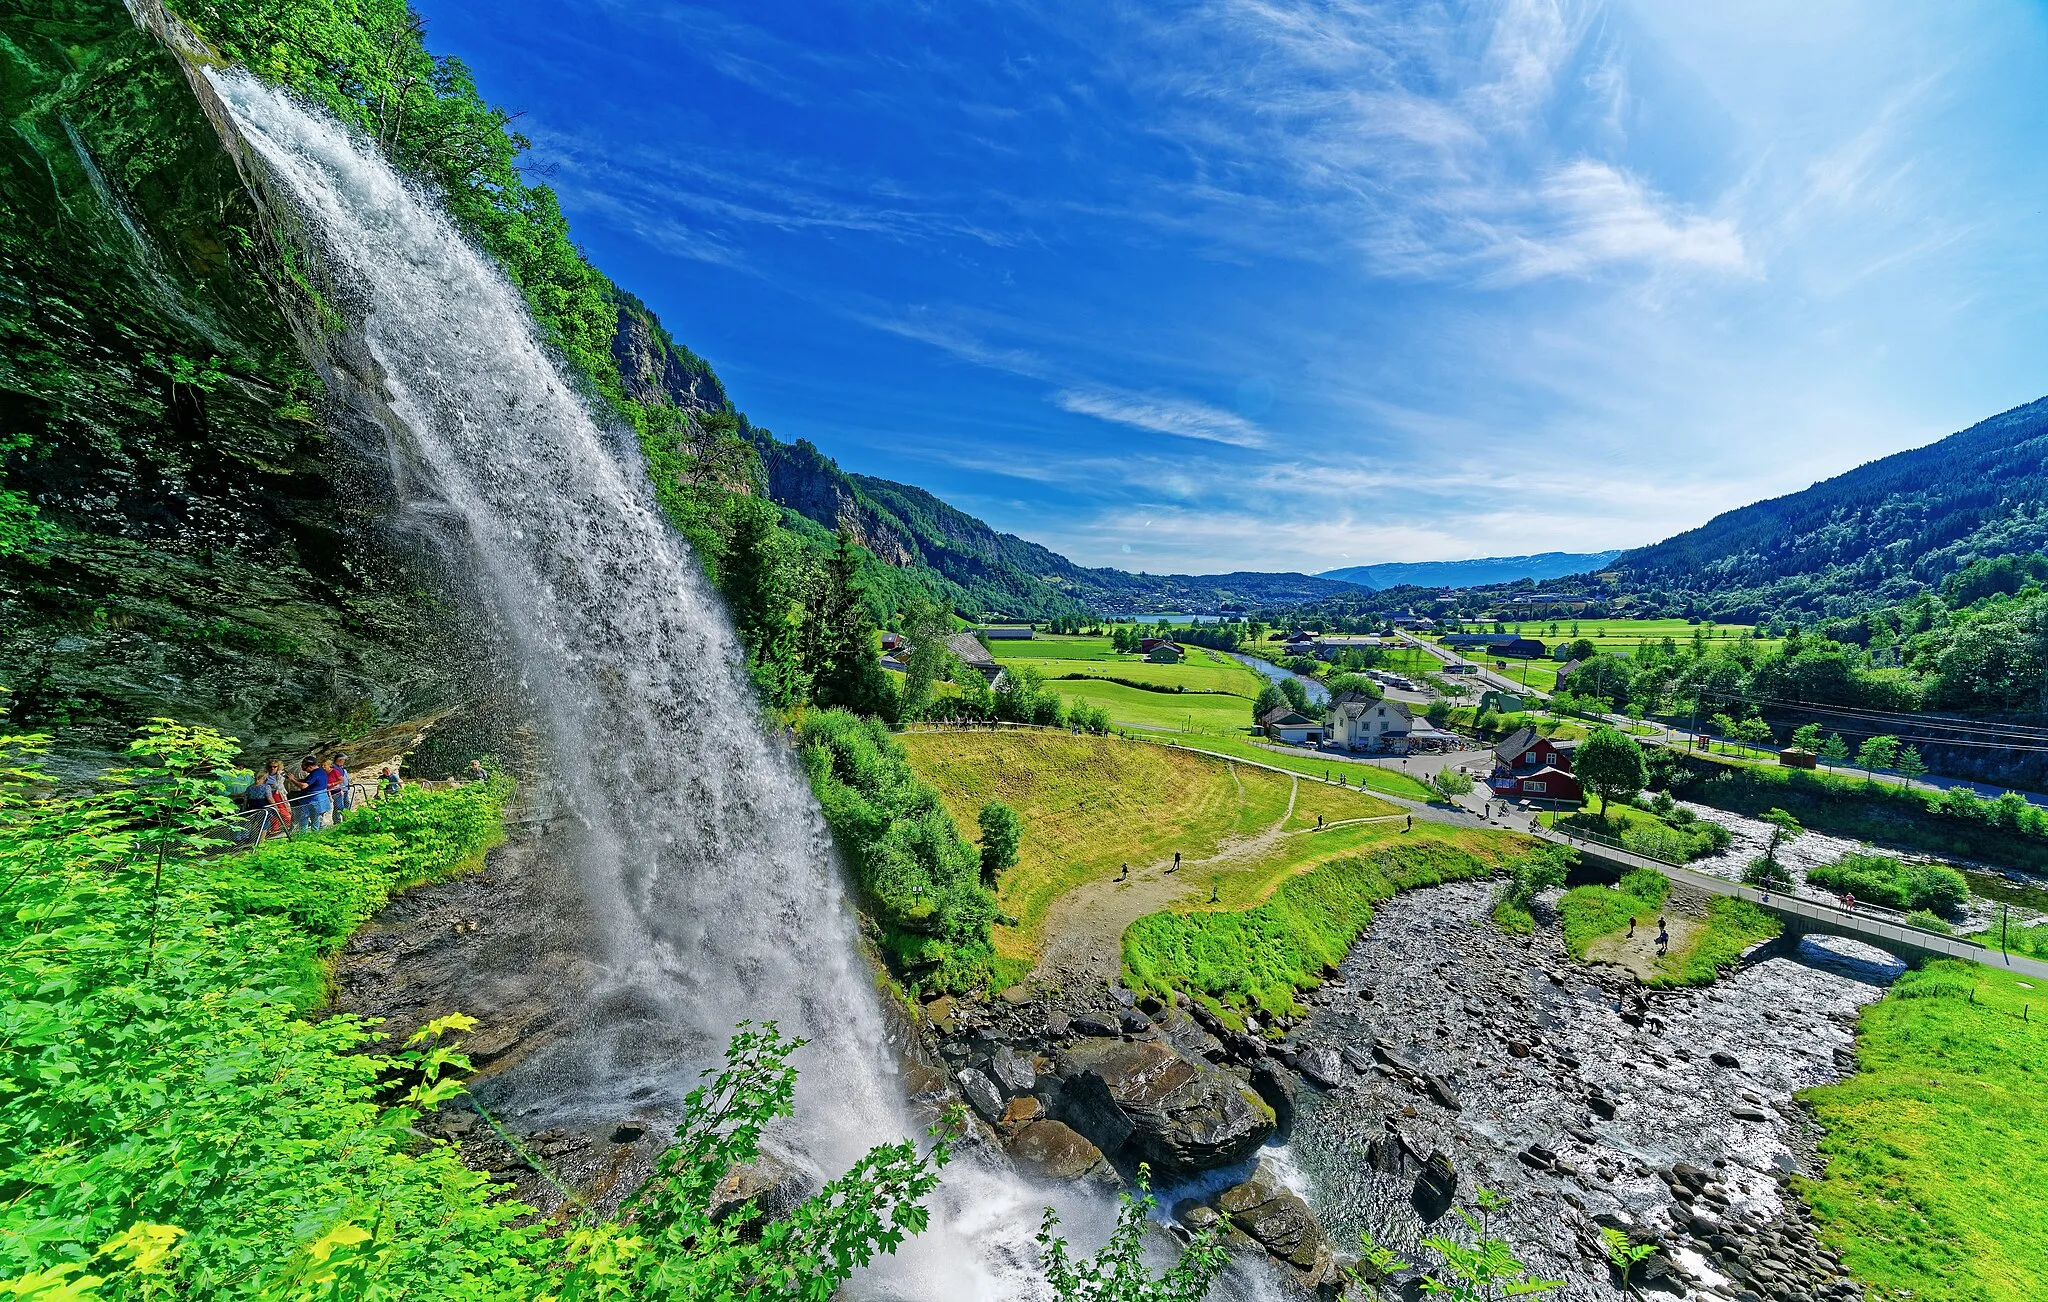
[1743,807,1802,890]
[898,595,955,720]
[1791,723,1823,752]
[1035,1167,1227,1301]
[1820,732,1851,764]
[1432,767,1475,801]
[1896,745,1929,785]
[1324,673,1382,701]
[1277,677,1311,714]
[1732,717,1773,751]
[1856,734,1900,784]
[1575,727,1648,816]
[803,529,897,723]
[977,801,1022,882]
[1252,684,1286,725]
[1708,713,1737,751]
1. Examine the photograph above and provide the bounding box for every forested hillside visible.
[1614,397,2048,619]
[1321,550,1621,591]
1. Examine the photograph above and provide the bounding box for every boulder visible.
[998,1095,1044,1133]
[989,1046,1036,1096]
[1056,1037,1274,1174]
[1412,1151,1458,1223]
[1249,1061,1297,1135]
[956,1067,1005,1123]
[1711,1050,1741,1069]
[710,1153,815,1231]
[1070,1012,1121,1037]
[1120,1010,1152,1034]
[1339,1044,1374,1073]
[1216,1163,1326,1266]
[1008,1119,1115,1185]
[1421,1073,1461,1112]
[1296,1045,1345,1089]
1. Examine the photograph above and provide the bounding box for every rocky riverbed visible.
[1271,880,1900,1301]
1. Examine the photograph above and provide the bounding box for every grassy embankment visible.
[900,730,1406,967]
[1556,870,1782,986]
[987,634,1436,802]
[1798,961,2048,1302]
[1122,833,1567,1025]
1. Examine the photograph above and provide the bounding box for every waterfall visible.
[204,69,1096,1299]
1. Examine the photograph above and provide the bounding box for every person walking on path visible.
[1169,851,1180,874]
[1117,862,1128,882]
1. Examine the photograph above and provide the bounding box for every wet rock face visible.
[1281,880,1891,1302]
[1055,1037,1275,1175]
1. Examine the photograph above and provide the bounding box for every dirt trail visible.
[1032,771,1302,989]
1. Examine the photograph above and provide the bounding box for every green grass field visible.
[1798,961,2048,1302]
[1151,732,1438,802]
[1435,619,1782,663]
[899,730,1400,964]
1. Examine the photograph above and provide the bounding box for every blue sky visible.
[413,0,2048,575]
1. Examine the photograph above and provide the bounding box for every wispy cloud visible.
[1488,159,1749,283]
[1052,386,1267,447]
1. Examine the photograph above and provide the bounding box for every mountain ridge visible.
[1319,551,1622,592]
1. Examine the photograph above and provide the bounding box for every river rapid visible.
[1275,881,1894,1301]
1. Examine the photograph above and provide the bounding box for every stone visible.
[709,1154,815,1230]
[1422,1072,1461,1112]
[1056,1037,1274,1174]
[1296,1045,1345,1089]
[607,1122,642,1143]
[1070,1012,1120,1037]
[989,1045,1036,1096]
[1249,1061,1297,1134]
[1711,1050,1741,1068]
[1508,1040,1532,1058]
[956,1067,1005,1123]
[1339,1044,1374,1073]
[1733,1105,1771,1122]
[1412,1151,1458,1223]
[1008,1120,1114,1184]
[1120,1010,1152,1034]
[1588,1093,1617,1120]
[998,1095,1044,1131]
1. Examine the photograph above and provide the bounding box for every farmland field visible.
[1434,618,1781,663]
[899,729,1403,962]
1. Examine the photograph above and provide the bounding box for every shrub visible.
[1620,868,1671,906]
[1808,853,1970,915]
[799,709,996,990]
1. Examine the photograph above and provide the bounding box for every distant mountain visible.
[1320,551,1622,592]
[753,436,1360,617]
[1613,396,2048,619]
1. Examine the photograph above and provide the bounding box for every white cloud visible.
[1052,387,1268,447]
[1487,159,1749,282]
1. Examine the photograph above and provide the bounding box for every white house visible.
[1328,693,1415,751]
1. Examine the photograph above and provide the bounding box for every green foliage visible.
[1792,723,1824,751]
[1575,727,1648,814]
[1807,853,1969,915]
[799,709,997,990]
[1650,897,1781,987]
[1034,1167,1227,1302]
[1124,842,1568,1019]
[1324,673,1382,701]
[1601,1226,1658,1293]
[1798,961,2048,1302]
[1855,734,1901,776]
[977,800,1023,882]
[1413,1189,1563,1301]
[0,721,953,1299]
[1431,767,1475,800]
[1557,885,1651,958]
[1490,850,1570,934]
[1251,684,1286,723]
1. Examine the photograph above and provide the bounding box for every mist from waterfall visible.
[204,68,1110,1299]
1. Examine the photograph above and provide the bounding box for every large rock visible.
[1008,1119,1115,1185]
[1056,1037,1275,1174]
[1216,1163,1329,1273]
[957,1067,1005,1123]
[1411,1150,1458,1223]
[710,1154,816,1232]
[989,1045,1036,1096]
[1249,1061,1297,1136]
[1295,1045,1344,1089]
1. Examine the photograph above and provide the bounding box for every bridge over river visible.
[1540,824,2048,978]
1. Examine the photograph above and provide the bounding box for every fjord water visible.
[208,70,1079,1298]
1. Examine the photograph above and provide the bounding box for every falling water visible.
[205,70,1106,1299]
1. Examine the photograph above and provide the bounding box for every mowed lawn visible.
[1043,678,1258,735]
[994,635,1268,697]
[899,730,1398,962]
[1799,962,2048,1302]
[1152,732,1438,802]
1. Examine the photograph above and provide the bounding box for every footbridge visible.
[1537,825,2048,978]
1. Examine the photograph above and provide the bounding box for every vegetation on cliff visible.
[0,719,954,1298]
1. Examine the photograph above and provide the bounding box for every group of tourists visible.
[235,753,400,842]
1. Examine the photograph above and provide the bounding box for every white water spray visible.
[205,69,1102,1298]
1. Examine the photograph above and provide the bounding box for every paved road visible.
[1397,631,1552,701]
